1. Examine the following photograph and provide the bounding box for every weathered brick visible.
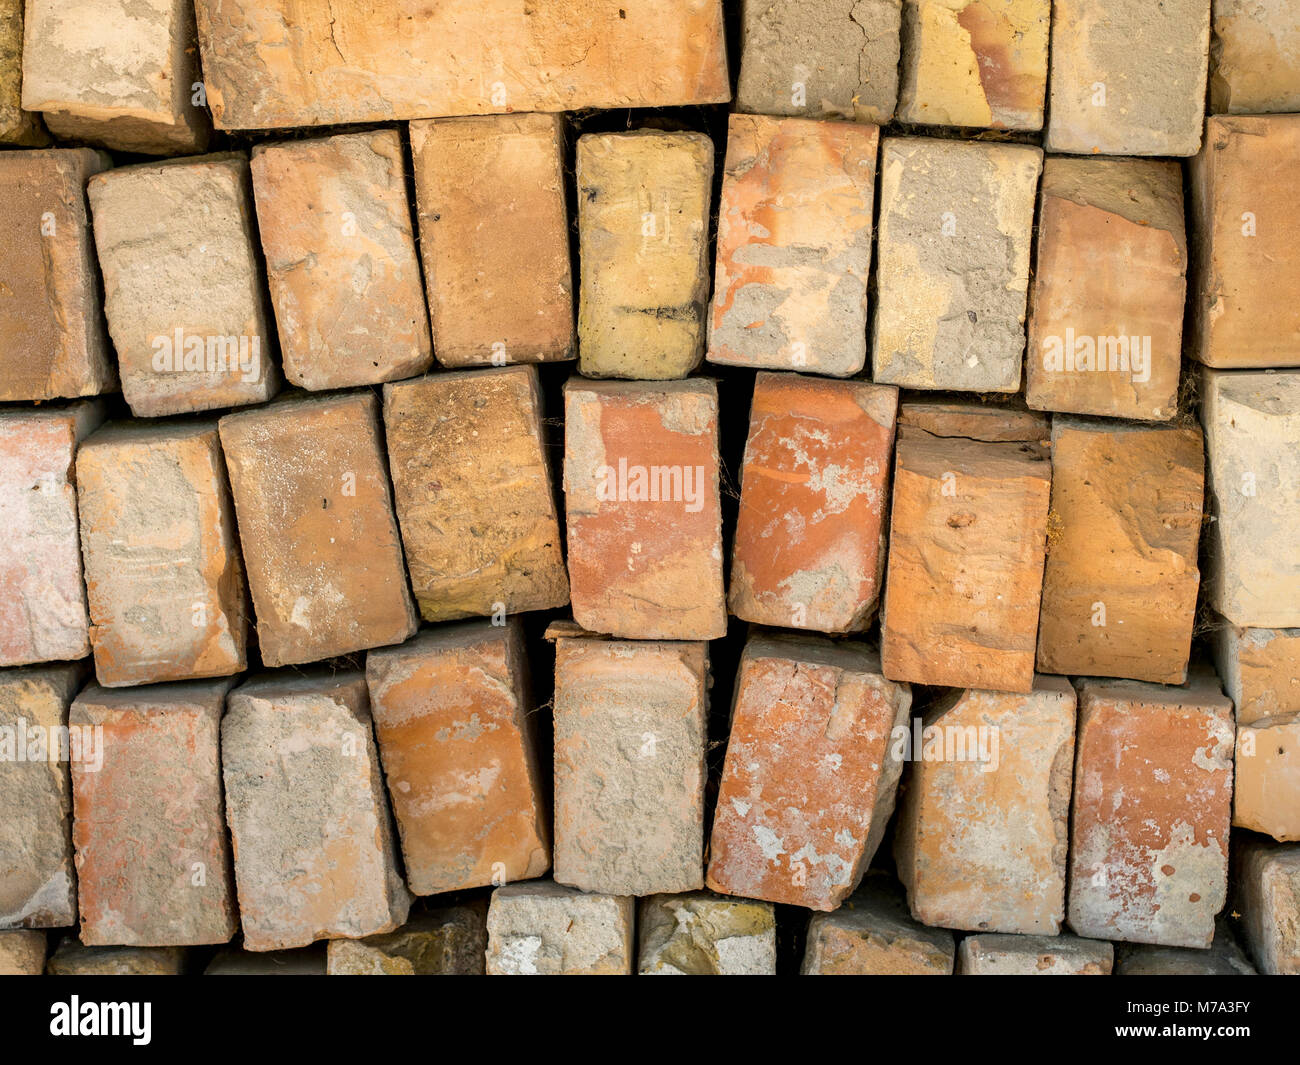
[0,403,102,666]
[898,400,1049,443]
[1068,674,1234,948]
[222,671,411,951]
[802,877,955,974]
[638,893,776,975]
[553,636,706,897]
[22,0,206,153]
[1114,921,1256,975]
[1233,838,1300,975]
[1214,622,1300,725]
[0,2,44,144]
[563,379,725,640]
[486,881,634,976]
[46,937,184,975]
[957,933,1113,975]
[383,367,568,622]
[195,0,730,128]
[736,0,902,124]
[326,905,487,975]
[1036,418,1204,685]
[895,677,1076,935]
[411,114,572,368]
[707,114,877,376]
[75,421,247,687]
[219,392,417,667]
[1046,0,1210,156]
[872,137,1041,392]
[708,635,909,911]
[70,680,236,946]
[730,373,898,634]
[1027,158,1186,421]
[1200,369,1300,628]
[0,929,46,974]
[365,620,548,896]
[1235,714,1300,842]
[250,130,432,390]
[0,149,112,401]
[88,154,276,417]
[1210,0,1300,114]
[206,944,325,974]
[897,0,1049,130]
[576,131,713,379]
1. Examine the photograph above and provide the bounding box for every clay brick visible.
[576,131,713,380]
[1036,418,1204,685]
[894,677,1076,935]
[70,680,236,946]
[1214,623,1300,725]
[251,131,432,390]
[22,0,207,153]
[0,929,46,974]
[1235,715,1300,842]
[1211,0,1300,114]
[1114,922,1256,975]
[1233,838,1300,975]
[0,403,102,667]
[802,878,955,974]
[1190,116,1300,368]
[1046,0,1210,156]
[383,367,568,622]
[897,0,1049,130]
[205,944,325,974]
[326,905,487,975]
[88,154,276,417]
[736,0,902,124]
[730,374,898,634]
[1068,674,1235,949]
[75,421,247,687]
[410,114,572,368]
[195,0,730,129]
[486,881,634,976]
[219,392,417,667]
[222,671,411,951]
[880,416,1051,693]
[706,114,877,376]
[872,137,1041,392]
[365,621,549,896]
[957,933,1113,975]
[0,149,112,402]
[1027,158,1186,421]
[0,2,44,145]
[563,379,725,641]
[1200,369,1300,628]
[638,893,776,975]
[897,401,1049,443]
[553,636,707,897]
[707,635,910,911]
[46,937,185,975]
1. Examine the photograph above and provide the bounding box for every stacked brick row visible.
[1,0,1299,976]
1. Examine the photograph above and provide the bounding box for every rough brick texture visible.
[0,2,45,145]
[0,929,46,974]
[1214,623,1300,725]
[802,878,955,974]
[1210,0,1300,114]
[326,906,487,975]
[486,881,634,976]
[1235,714,1300,842]
[1233,838,1300,975]
[45,938,184,975]
[957,933,1113,975]
[638,893,777,975]
[1115,923,1256,975]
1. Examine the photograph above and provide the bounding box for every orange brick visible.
[1234,713,1300,842]
[957,933,1113,975]
[802,876,954,974]
[1214,622,1300,725]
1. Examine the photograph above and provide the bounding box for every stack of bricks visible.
[1,0,1298,981]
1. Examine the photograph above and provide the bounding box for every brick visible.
[1036,418,1204,685]
[383,367,568,622]
[206,945,325,974]
[1027,158,1186,421]
[897,0,1049,130]
[411,114,572,368]
[802,878,955,974]
[563,379,725,640]
[638,893,776,975]
[0,665,83,929]
[1233,838,1300,975]
[1200,369,1300,628]
[730,374,898,633]
[1114,922,1255,975]
[46,937,184,975]
[1213,622,1300,725]
[219,392,417,667]
[75,421,247,687]
[736,0,902,124]
[222,671,411,951]
[22,0,207,153]
[880,415,1051,693]
[0,149,112,401]
[365,620,548,895]
[326,905,487,975]
[553,636,707,897]
[707,635,910,911]
[898,400,1049,443]
[1210,0,1300,114]
[70,680,236,946]
[895,677,1076,935]
[706,114,877,376]
[1046,0,1210,156]
[1235,714,1300,842]
[195,0,729,128]
[957,933,1113,975]
[1190,117,1300,368]
[0,2,44,144]
[486,881,634,976]
[0,929,46,974]
[576,131,713,379]
[1068,674,1235,949]
[0,403,102,666]
[251,131,432,390]
[88,154,276,417]
[872,137,1041,392]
